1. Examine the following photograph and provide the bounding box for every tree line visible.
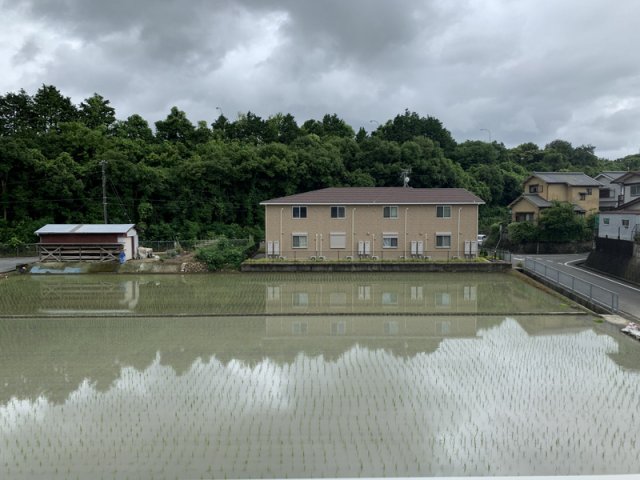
[1,85,638,244]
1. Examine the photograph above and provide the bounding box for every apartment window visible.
[579,192,587,201]
[384,321,399,335]
[291,321,308,335]
[292,206,307,218]
[600,188,611,199]
[631,185,640,197]
[410,286,423,300]
[603,218,610,225]
[382,233,398,248]
[331,321,346,336]
[436,233,452,248]
[436,205,451,218]
[529,184,542,194]
[358,285,371,300]
[266,286,280,301]
[382,292,398,305]
[586,188,593,195]
[435,292,451,307]
[292,233,308,248]
[622,219,630,228]
[436,320,451,334]
[464,285,477,301]
[383,206,398,218]
[330,232,346,249]
[331,206,346,218]
[292,292,309,307]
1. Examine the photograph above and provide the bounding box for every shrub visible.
[507,221,538,244]
[195,237,251,271]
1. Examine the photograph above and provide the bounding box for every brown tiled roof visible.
[260,187,485,205]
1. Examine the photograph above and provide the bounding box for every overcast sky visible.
[1,0,639,160]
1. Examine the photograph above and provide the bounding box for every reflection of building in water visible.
[265,280,478,315]
[35,277,140,315]
[265,315,477,340]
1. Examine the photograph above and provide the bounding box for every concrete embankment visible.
[585,249,640,285]
[517,267,612,316]
[241,261,511,273]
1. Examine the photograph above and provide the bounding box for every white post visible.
[352,208,356,257]
[457,207,463,257]
[404,207,409,257]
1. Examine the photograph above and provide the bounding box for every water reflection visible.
[1,316,639,479]
[265,281,479,314]
[0,272,577,316]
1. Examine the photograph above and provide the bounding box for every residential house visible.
[508,172,602,222]
[612,171,640,208]
[260,187,485,260]
[35,224,138,262]
[597,210,640,242]
[594,171,627,210]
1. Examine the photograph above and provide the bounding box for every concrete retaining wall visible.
[585,238,640,284]
[241,261,511,273]
[519,269,608,315]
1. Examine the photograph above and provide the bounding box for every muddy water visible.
[0,273,639,479]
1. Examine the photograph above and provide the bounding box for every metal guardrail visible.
[523,258,618,313]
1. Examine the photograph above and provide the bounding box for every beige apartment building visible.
[260,187,485,260]
[509,172,602,222]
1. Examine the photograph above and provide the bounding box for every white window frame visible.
[622,219,630,228]
[292,293,309,307]
[383,206,398,219]
[330,232,346,249]
[436,205,451,218]
[436,232,452,248]
[291,320,308,334]
[603,218,610,225]
[331,206,346,219]
[382,233,398,249]
[331,321,346,335]
[292,233,308,248]
[292,206,307,218]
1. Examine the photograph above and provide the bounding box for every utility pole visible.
[101,160,108,224]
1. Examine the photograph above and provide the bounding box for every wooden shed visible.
[35,224,138,262]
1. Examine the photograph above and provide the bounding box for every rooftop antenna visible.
[401,167,411,187]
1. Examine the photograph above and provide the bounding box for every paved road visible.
[512,253,640,321]
[0,257,39,273]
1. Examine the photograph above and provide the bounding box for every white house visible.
[598,211,640,241]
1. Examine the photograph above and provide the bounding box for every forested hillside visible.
[1,85,638,244]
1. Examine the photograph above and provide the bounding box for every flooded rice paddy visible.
[0,272,639,479]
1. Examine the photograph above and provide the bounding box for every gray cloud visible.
[1,0,639,159]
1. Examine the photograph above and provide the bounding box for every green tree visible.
[376,110,457,154]
[113,114,154,142]
[78,93,116,129]
[32,84,77,133]
[537,202,587,242]
[0,89,35,137]
[155,107,195,143]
